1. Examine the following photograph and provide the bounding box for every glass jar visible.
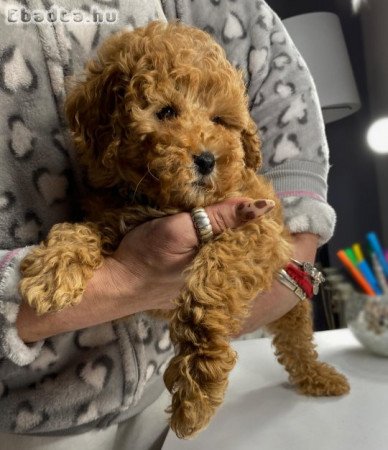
[346,293,388,357]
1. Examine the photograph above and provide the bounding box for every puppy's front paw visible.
[20,249,87,315]
[296,362,350,397]
[19,223,103,315]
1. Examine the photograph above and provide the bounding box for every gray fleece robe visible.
[0,0,335,435]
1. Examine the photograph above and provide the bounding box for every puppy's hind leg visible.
[266,299,350,396]
[163,285,237,439]
[20,222,103,315]
[163,220,292,438]
[163,235,251,438]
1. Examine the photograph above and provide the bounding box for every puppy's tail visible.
[164,288,237,439]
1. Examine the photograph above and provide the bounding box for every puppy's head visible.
[65,21,261,209]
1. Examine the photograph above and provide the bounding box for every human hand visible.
[16,197,275,343]
[106,198,275,312]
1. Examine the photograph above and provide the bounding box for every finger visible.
[204,198,275,236]
[171,198,275,252]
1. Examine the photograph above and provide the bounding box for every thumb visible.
[179,198,276,250]
[204,198,275,236]
[157,198,276,254]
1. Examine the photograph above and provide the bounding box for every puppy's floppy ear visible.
[241,116,262,171]
[65,33,130,186]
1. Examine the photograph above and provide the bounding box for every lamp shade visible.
[283,12,361,124]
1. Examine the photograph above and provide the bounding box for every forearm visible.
[237,232,319,335]
[16,257,145,343]
[15,199,266,344]
[17,233,318,342]
[291,232,319,263]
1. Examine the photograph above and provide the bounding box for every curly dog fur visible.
[20,22,349,438]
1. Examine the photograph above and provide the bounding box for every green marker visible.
[345,248,358,266]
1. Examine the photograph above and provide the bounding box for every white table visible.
[162,329,388,450]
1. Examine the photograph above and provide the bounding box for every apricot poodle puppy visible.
[20,22,349,438]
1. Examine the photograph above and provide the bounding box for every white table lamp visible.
[283,12,361,124]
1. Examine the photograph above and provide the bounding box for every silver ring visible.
[191,207,213,244]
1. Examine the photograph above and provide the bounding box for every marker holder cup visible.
[346,293,388,357]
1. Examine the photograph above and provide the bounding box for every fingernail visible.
[254,199,275,210]
[236,199,274,222]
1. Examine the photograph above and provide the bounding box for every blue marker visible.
[357,259,383,295]
[366,232,388,277]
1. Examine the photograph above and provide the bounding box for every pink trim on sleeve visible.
[276,191,326,202]
[0,249,22,273]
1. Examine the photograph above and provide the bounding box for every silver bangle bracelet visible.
[277,269,308,301]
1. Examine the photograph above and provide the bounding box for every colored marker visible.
[345,248,358,266]
[357,259,383,295]
[370,252,388,294]
[336,250,376,295]
[351,241,383,294]
[385,249,388,264]
[366,232,388,277]
[352,243,365,263]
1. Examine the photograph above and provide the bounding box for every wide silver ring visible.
[191,207,213,244]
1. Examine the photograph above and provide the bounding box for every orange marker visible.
[336,250,376,296]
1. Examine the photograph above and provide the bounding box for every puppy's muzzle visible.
[193,151,215,176]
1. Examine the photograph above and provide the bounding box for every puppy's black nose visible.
[193,151,215,175]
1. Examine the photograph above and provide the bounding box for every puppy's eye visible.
[156,106,178,121]
[211,116,227,126]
